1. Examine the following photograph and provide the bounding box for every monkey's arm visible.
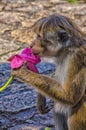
[11,65,86,106]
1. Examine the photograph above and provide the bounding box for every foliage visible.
[45,127,51,130]
[66,0,78,3]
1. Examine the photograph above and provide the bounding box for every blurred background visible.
[0,0,86,62]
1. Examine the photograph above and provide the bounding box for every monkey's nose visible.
[30,45,33,48]
[30,41,36,48]
[30,43,35,48]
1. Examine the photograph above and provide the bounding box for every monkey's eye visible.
[58,29,68,42]
[43,39,52,46]
[37,34,41,39]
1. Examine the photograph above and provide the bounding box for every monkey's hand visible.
[37,93,50,114]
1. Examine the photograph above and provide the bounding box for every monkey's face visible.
[30,29,69,57]
[30,14,84,57]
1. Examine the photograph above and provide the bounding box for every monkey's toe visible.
[38,105,50,114]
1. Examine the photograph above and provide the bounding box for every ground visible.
[0,0,86,130]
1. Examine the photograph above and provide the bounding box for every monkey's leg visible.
[54,111,68,130]
[68,115,86,130]
[54,103,68,130]
[68,97,86,130]
[37,93,50,114]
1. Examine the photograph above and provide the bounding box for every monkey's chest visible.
[54,55,71,85]
[54,64,68,85]
[54,102,69,115]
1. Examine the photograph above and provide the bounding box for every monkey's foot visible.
[37,93,50,114]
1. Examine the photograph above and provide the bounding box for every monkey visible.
[11,14,86,130]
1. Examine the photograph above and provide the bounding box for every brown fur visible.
[11,14,86,130]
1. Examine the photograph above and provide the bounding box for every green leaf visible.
[45,127,51,130]
[67,0,78,3]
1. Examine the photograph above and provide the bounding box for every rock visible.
[0,3,5,11]
[11,29,34,44]
[0,62,55,130]
[49,0,67,4]
[0,0,85,61]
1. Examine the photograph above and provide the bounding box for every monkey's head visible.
[30,14,85,57]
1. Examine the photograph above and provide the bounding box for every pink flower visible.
[8,48,41,73]
[21,48,40,64]
[8,55,24,69]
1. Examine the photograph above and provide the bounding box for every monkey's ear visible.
[58,29,69,42]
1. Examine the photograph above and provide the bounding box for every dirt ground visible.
[0,0,86,62]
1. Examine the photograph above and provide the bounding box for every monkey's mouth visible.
[32,50,43,57]
[34,52,40,55]
[34,53,42,57]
